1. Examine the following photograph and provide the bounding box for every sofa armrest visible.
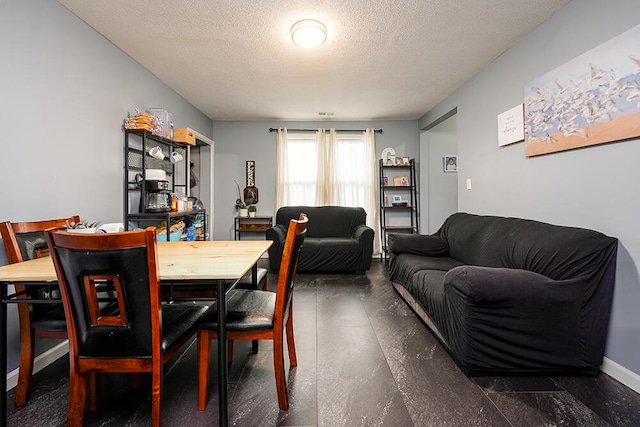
[443,265,585,373]
[387,233,448,256]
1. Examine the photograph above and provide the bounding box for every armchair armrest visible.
[266,225,288,272]
[352,224,374,243]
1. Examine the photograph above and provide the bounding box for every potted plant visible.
[247,204,257,217]
[234,181,248,217]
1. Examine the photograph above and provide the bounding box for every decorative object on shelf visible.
[393,176,409,186]
[380,147,396,165]
[235,180,248,216]
[243,160,259,205]
[391,195,407,207]
[248,204,257,217]
[444,155,458,172]
[383,176,388,186]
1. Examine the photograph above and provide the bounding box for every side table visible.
[234,215,273,240]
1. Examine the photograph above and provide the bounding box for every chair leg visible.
[228,339,235,363]
[273,334,289,411]
[88,372,101,411]
[150,366,162,427]
[252,339,259,354]
[286,310,297,367]
[197,330,211,411]
[14,329,35,407]
[66,365,87,427]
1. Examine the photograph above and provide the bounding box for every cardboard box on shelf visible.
[173,128,196,146]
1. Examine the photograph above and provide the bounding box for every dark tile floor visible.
[6,260,640,426]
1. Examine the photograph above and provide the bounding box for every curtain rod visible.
[268,127,383,134]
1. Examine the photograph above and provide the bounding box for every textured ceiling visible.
[58,0,569,121]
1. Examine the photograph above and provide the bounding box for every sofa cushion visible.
[389,254,464,289]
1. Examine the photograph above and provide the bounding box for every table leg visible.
[251,264,258,287]
[216,279,228,426]
[1,284,7,427]
[251,265,259,354]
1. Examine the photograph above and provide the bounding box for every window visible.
[276,128,380,254]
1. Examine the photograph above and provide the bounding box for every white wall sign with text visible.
[497,104,524,147]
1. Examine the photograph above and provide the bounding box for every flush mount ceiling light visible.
[291,19,327,48]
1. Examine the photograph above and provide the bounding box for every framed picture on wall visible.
[444,155,458,172]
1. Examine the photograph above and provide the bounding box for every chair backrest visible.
[0,215,81,264]
[0,216,81,319]
[45,227,162,360]
[274,214,308,327]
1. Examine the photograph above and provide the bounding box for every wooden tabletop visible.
[0,240,273,283]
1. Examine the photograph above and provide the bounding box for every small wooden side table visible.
[234,215,273,240]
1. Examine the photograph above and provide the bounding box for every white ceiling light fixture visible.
[291,19,327,48]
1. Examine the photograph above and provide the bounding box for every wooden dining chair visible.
[0,215,81,407]
[44,227,208,427]
[196,213,308,411]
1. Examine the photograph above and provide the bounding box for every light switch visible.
[466,179,472,190]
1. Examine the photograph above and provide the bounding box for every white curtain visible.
[275,127,380,255]
[275,127,288,209]
[363,128,381,255]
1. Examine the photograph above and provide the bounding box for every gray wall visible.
[419,0,640,376]
[0,0,212,372]
[211,120,419,240]
[420,115,458,233]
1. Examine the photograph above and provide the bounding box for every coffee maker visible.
[140,179,171,213]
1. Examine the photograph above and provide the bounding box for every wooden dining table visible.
[0,239,272,427]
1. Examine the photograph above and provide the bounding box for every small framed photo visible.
[392,195,402,203]
[383,176,389,186]
[395,157,403,165]
[444,155,458,173]
[402,157,410,165]
[393,176,409,186]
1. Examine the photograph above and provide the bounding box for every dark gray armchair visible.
[266,206,374,274]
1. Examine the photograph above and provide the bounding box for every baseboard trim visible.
[5,341,69,392]
[601,356,640,394]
